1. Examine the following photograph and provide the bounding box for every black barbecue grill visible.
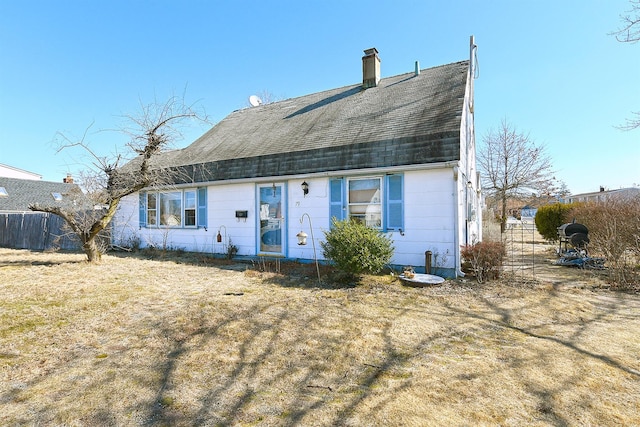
[557,221,590,254]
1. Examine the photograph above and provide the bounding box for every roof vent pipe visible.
[362,48,381,89]
[414,61,420,76]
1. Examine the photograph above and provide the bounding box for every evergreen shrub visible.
[535,203,577,241]
[321,218,394,277]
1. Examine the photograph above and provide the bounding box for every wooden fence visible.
[0,212,81,251]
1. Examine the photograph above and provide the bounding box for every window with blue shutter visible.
[330,175,404,231]
[138,192,146,228]
[329,178,345,225]
[385,174,404,231]
[197,187,207,229]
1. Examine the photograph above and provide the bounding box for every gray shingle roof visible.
[153,60,470,184]
[0,177,88,212]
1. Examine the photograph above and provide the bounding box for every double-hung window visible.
[184,191,196,226]
[330,174,403,231]
[348,177,382,228]
[140,188,206,228]
[146,193,157,225]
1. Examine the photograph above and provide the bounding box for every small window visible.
[0,187,7,197]
[52,192,63,201]
[184,190,196,227]
[147,193,157,226]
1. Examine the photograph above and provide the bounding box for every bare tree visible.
[612,0,640,43]
[30,95,208,262]
[478,119,555,233]
[612,0,640,130]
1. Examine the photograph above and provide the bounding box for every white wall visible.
[457,66,482,247]
[0,164,41,180]
[287,177,332,262]
[112,167,460,273]
[398,169,456,269]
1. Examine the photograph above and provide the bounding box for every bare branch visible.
[611,0,640,43]
[30,94,208,262]
[479,118,555,232]
[616,111,640,131]
[611,1,640,130]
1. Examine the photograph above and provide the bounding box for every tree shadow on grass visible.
[139,298,436,426]
[3,257,638,425]
[441,289,640,425]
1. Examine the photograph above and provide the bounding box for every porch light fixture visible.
[301,181,309,197]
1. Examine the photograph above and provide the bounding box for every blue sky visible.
[1,0,638,195]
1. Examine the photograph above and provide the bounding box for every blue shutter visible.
[197,187,207,229]
[329,178,345,226]
[385,174,403,231]
[139,192,146,228]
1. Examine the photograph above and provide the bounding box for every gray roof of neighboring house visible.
[0,177,88,212]
[570,187,640,199]
[150,59,470,184]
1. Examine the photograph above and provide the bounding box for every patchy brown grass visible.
[1,248,639,426]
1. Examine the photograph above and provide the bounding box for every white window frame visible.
[145,189,198,228]
[184,190,197,227]
[347,176,383,229]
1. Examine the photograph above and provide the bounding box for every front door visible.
[258,184,285,255]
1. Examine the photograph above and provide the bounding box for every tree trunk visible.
[83,238,102,263]
[500,194,508,233]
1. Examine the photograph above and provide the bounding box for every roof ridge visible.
[238,59,470,109]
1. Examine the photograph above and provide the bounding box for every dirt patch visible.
[498,223,612,290]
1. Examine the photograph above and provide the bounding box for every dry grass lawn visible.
[1,247,639,426]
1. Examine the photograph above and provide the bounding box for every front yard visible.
[1,248,638,426]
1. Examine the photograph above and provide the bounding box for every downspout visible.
[453,166,465,278]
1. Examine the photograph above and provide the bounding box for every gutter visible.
[452,165,465,278]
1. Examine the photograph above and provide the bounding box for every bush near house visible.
[461,240,506,283]
[535,203,578,241]
[321,218,394,278]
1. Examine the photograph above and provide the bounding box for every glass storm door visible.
[258,184,285,254]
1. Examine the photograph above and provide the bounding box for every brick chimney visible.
[362,48,381,89]
[63,173,74,184]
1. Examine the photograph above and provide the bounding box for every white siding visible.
[0,164,41,180]
[112,166,462,275]
[399,169,456,268]
[287,177,332,261]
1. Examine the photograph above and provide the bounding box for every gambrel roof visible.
[152,59,470,184]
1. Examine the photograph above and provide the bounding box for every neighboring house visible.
[564,187,640,204]
[112,41,482,277]
[0,163,42,180]
[520,205,537,220]
[0,176,86,213]
[0,176,88,250]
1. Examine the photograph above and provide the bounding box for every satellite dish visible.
[249,95,262,107]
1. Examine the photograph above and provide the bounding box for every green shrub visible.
[535,203,577,241]
[321,218,394,277]
[460,241,506,283]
